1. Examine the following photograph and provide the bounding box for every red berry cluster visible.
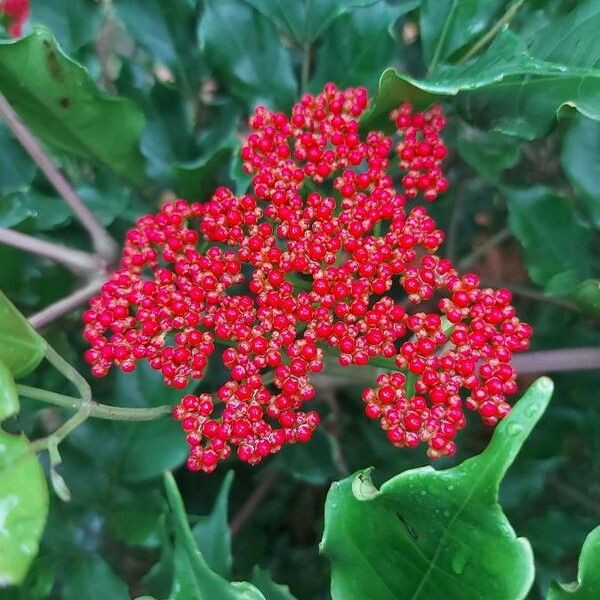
[0,0,29,37]
[83,83,532,472]
[392,103,449,201]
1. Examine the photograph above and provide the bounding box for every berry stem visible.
[0,92,117,262]
[28,277,106,330]
[17,383,172,421]
[30,343,93,452]
[0,227,104,274]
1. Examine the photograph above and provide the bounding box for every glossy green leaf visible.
[0,124,36,195]
[505,187,590,291]
[361,30,600,137]
[0,431,48,587]
[251,566,298,600]
[527,0,600,68]
[457,126,521,182]
[29,0,102,54]
[60,556,129,600]
[547,525,600,599]
[114,0,202,93]
[164,471,266,600]
[310,1,399,93]
[243,0,379,44]
[0,28,145,183]
[192,471,234,578]
[561,115,600,229]
[0,289,46,379]
[321,377,554,600]
[420,0,506,67]
[0,358,19,421]
[199,0,297,110]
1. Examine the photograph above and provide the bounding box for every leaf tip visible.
[351,467,379,501]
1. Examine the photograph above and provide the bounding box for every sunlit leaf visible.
[321,378,554,600]
[0,289,46,379]
[0,431,48,587]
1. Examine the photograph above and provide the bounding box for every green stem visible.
[17,384,172,422]
[427,0,459,76]
[458,0,527,65]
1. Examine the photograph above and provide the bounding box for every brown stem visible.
[28,277,105,329]
[230,469,278,536]
[512,347,600,374]
[0,92,117,261]
[0,227,103,274]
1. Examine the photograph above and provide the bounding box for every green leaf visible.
[60,556,129,600]
[119,419,189,483]
[310,1,399,93]
[251,566,298,600]
[108,488,166,548]
[0,358,19,421]
[0,431,48,587]
[0,193,71,231]
[420,0,506,68]
[114,0,202,93]
[457,126,521,182]
[141,83,195,185]
[29,0,102,55]
[0,28,145,183]
[174,146,234,200]
[278,429,339,485]
[163,471,266,600]
[199,0,297,111]
[547,525,600,599]
[0,289,46,379]
[505,187,590,291]
[192,471,234,578]
[571,279,600,318]
[321,377,554,600]
[361,30,600,138]
[243,0,379,44]
[0,124,36,195]
[527,0,600,68]
[561,115,600,229]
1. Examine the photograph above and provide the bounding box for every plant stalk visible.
[28,277,106,329]
[0,227,104,274]
[0,92,117,262]
[17,384,172,421]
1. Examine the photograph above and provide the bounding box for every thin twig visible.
[458,227,511,271]
[230,469,278,536]
[17,384,172,421]
[30,344,93,453]
[0,92,117,261]
[458,0,527,65]
[480,278,582,313]
[0,227,103,274]
[547,476,600,518]
[511,347,600,374]
[28,277,105,329]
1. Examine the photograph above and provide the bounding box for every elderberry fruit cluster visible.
[83,83,531,472]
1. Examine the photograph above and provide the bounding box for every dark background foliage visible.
[0,0,599,598]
